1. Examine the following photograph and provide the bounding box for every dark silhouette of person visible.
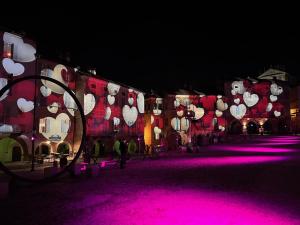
[120,140,127,169]
[59,155,68,168]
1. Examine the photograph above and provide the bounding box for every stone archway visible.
[57,142,72,155]
[229,120,243,135]
[0,137,24,162]
[36,142,51,156]
[247,121,259,134]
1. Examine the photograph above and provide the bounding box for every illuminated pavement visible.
[1,136,300,225]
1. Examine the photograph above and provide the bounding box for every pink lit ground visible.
[1,135,300,225]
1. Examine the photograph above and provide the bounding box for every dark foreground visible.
[1,135,300,225]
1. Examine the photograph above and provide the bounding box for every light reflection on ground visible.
[73,189,299,225]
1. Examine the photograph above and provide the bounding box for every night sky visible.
[1,12,300,94]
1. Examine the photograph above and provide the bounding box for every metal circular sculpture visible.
[0,75,86,183]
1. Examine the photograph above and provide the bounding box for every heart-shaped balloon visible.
[216,99,228,111]
[174,99,180,108]
[177,110,184,117]
[17,98,34,112]
[234,98,240,105]
[122,105,138,126]
[215,110,223,117]
[266,103,273,112]
[274,110,281,117]
[84,93,96,115]
[47,102,59,114]
[40,113,70,143]
[171,117,181,131]
[0,124,13,133]
[41,65,69,94]
[113,117,120,126]
[137,93,144,113]
[128,97,134,106]
[230,104,247,120]
[270,95,277,102]
[40,85,51,97]
[107,82,120,96]
[107,95,115,105]
[3,32,36,62]
[243,92,259,107]
[2,58,25,76]
[180,117,189,131]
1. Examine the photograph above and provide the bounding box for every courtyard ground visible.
[1,135,300,225]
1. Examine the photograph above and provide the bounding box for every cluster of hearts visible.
[0,32,145,139]
[171,95,227,135]
[229,80,284,120]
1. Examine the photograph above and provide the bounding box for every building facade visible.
[0,31,295,163]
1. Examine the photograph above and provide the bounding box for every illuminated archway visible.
[0,137,23,162]
[57,142,72,155]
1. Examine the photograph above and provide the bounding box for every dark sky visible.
[1,12,300,94]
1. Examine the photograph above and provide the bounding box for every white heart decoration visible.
[270,83,283,96]
[154,126,162,140]
[216,99,228,111]
[107,82,120,96]
[270,95,278,102]
[107,95,115,105]
[41,65,68,94]
[47,102,59,114]
[2,58,25,76]
[154,126,162,134]
[266,103,273,112]
[104,107,111,120]
[17,98,34,112]
[40,85,51,97]
[128,97,134,106]
[232,81,246,95]
[122,105,138,127]
[113,117,120,126]
[153,109,162,115]
[180,117,190,131]
[171,117,181,131]
[84,93,96,115]
[151,115,154,124]
[3,32,36,62]
[234,98,240,105]
[174,99,180,108]
[230,104,247,120]
[63,91,78,116]
[274,111,281,117]
[0,78,9,101]
[0,124,13,133]
[219,125,225,132]
[188,104,204,120]
[215,110,223,117]
[137,93,145,113]
[40,113,70,143]
[177,110,184,117]
[243,92,259,107]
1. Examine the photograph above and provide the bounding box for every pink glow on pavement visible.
[81,189,300,225]
[221,146,294,153]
